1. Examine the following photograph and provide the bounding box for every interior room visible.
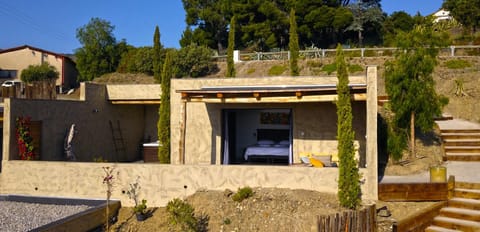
[222,108,292,165]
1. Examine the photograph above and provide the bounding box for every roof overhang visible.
[177,84,367,103]
[106,84,161,104]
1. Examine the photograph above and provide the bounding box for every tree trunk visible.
[358,30,363,48]
[410,111,415,159]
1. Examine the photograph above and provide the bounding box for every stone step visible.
[432,216,480,231]
[443,139,480,146]
[441,129,480,134]
[425,225,463,232]
[444,153,480,161]
[449,198,480,210]
[444,146,480,153]
[455,188,480,199]
[441,133,480,140]
[440,207,480,221]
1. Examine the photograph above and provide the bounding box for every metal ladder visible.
[109,120,126,161]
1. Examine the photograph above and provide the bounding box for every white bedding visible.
[244,145,289,160]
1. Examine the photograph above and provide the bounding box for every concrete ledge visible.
[0,161,377,206]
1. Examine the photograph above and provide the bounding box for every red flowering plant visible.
[15,116,35,160]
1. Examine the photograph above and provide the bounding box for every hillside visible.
[97,56,480,123]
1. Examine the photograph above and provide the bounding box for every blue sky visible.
[0,0,444,54]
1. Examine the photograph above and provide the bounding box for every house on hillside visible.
[0,45,78,92]
[0,66,379,205]
[433,9,453,23]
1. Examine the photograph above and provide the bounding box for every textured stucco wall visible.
[0,160,370,207]
[3,83,147,162]
[106,85,161,101]
[171,76,368,165]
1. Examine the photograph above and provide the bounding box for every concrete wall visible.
[0,160,370,207]
[2,83,148,162]
[170,76,368,165]
[0,47,75,88]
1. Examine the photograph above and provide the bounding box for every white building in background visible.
[433,9,453,23]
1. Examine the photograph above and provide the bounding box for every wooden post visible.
[179,100,187,164]
[448,175,455,199]
[410,111,415,159]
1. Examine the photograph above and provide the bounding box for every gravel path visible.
[0,201,93,232]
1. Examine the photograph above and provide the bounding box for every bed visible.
[244,129,290,164]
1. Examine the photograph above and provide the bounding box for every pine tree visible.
[158,51,173,163]
[153,26,162,83]
[226,16,236,77]
[289,8,299,76]
[385,25,448,159]
[336,44,360,209]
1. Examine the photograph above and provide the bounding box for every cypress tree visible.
[153,26,162,82]
[158,51,173,163]
[336,44,361,209]
[289,8,299,76]
[226,16,236,77]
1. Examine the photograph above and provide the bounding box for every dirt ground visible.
[107,134,442,232]
[107,188,437,232]
[101,56,479,232]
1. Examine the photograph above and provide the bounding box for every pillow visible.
[312,155,332,167]
[257,140,275,145]
[258,144,272,147]
[273,144,288,148]
[278,140,290,145]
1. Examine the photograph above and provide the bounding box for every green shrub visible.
[348,64,364,73]
[232,186,253,202]
[166,198,197,231]
[444,59,472,69]
[268,65,287,76]
[247,68,256,75]
[322,63,337,75]
[223,218,231,225]
[173,44,218,78]
[21,62,59,83]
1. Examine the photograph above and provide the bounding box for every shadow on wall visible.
[377,114,389,182]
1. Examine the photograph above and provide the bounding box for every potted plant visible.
[134,199,148,221]
[126,178,149,221]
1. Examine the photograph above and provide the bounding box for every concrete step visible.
[425,225,462,232]
[441,133,480,140]
[432,216,480,231]
[440,207,480,221]
[449,198,480,210]
[444,153,480,161]
[444,146,480,153]
[443,139,480,146]
[441,129,480,134]
[455,188,480,199]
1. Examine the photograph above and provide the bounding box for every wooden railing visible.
[213,45,480,61]
[317,204,377,232]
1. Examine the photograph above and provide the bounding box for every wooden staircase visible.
[440,129,480,161]
[425,182,480,232]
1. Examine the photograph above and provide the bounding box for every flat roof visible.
[177,84,367,103]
